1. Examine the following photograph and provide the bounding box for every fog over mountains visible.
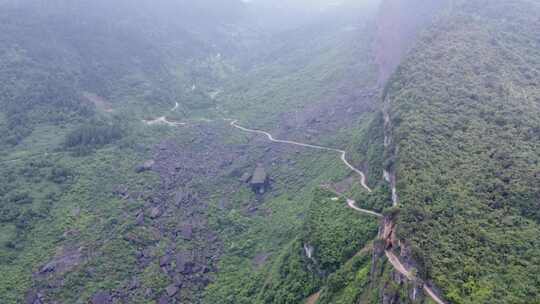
[1,1,539,304]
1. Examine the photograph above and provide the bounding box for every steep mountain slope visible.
[0,1,248,303]
[2,0,540,303]
[0,0,244,147]
[384,0,540,303]
[202,6,387,303]
[0,1,386,303]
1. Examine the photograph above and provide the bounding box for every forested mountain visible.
[385,1,540,302]
[0,0,244,146]
[1,0,539,303]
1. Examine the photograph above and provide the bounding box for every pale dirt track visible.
[142,116,186,126]
[144,110,447,304]
[305,291,321,304]
[385,251,447,304]
[229,120,372,193]
[227,119,447,304]
[346,198,382,218]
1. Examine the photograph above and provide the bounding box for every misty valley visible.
[0,1,539,304]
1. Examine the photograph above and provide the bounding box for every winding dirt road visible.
[143,116,186,127]
[228,120,372,193]
[146,107,447,304]
[385,251,414,280]
[424,285,447,304]
[227,119,447,304]
[346,198,382,218]
[386,247,447,304]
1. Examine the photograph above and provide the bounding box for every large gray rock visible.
[160,254,173,267]
[240,172,251,183]
[166,284,179,297]
[25,291,43,304]
[149,207,162,219]
[135,160,155,173]
[157,295,169,304]
[136,211,145,225]
[178,224,193,240]
[91,291,111,304]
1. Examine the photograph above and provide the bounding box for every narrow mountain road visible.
[143,116,186,126]
[323,186,382,218]
[305,291,321,304]
[142,102,183,126]
[424,286,447,304]
[229,119,372,193]
[386,249,447,304]
[347,198,383,218]
[385,251,414,280]
[147,109,447,304]
[227,119,447,304]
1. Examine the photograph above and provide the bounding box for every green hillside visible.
[0,1,385,303]
[1,0,540,303]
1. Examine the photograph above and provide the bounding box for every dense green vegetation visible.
[0,142,161,302]
[205,181,380,304]
[217,11,378,128]
[0,1,239,302]
[204,149,355,303]
[302,189,378,274]
[385,1,540,303]
[349,113,386,186]
[317,250,372,304]
[6,0,540,303]
[0,1,386,303]
[64,120,124,155]
[0,159,71,261]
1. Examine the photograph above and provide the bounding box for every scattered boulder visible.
[38,247,83,276]
[240,172,251,183]
[25,290,43,304]
[202,265,211,273]
[172,274,184,287]
[91,291,111,304]
[112,186,129,199]
[149,227,162,241]
[142,248,153,258]
[62,229,80,238]
[128,278,141,290]
[157,295,169,304]
[160,254,173,267]
[178,224,193,240]
[252,253,270,269]
[175,252,191,274]
[180,262,198,275]
[124,227,161,245]
[174,191,185,205]
[135,160,155,173]
[149,207,162,219]
[166,284,179,297]
[144,288,153,298]
[136,211,145,225]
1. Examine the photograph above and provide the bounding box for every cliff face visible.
[375,0,449,84]
[374,2,452,303]
[377,0,540,302]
